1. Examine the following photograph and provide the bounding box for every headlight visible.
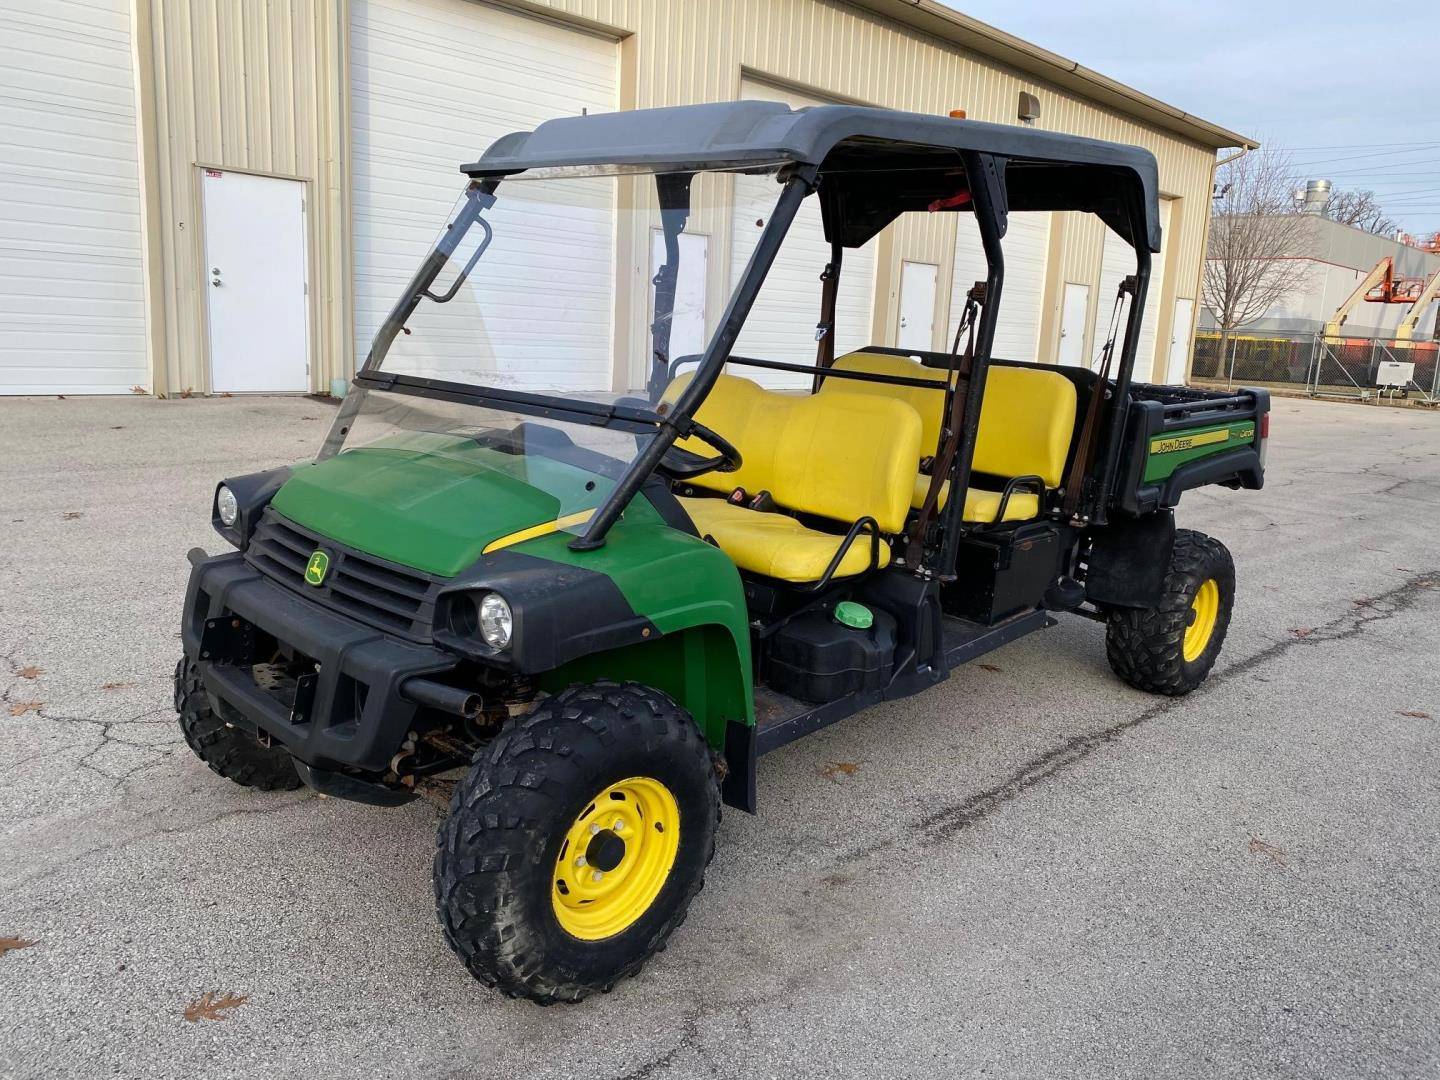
[478,593,513,649]
[216,485,239,527]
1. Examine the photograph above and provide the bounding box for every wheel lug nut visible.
[613,819,623,831]
[592,870,604,882]
[575,856,587,868]
[589,824,600,835]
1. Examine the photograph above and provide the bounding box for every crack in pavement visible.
[1,650,181,786]
[0,789,317,898]
[841,568,1439,862]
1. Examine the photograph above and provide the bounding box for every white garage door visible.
[0,0,147,395]
[951,211,1050,362]
[1094,199,1171,376]
[730,80,876,389]
[350,0,617,390]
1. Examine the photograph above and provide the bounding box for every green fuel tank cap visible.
[834,601,874,630]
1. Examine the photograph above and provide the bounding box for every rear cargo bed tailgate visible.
[1115,383,1270,515]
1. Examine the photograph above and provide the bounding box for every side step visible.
[754,608,1052,756]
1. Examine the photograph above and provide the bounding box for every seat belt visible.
[905,283,983,566]
[811,240,843,392]
[1062,276,1132,521]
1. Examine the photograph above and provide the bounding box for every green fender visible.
[512,521,754,747]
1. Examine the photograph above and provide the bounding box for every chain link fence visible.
[1192,332,1440,401]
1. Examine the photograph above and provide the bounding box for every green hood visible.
[270,432,622,577]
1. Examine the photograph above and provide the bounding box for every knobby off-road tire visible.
[434,681,720,1005]
[1104,529,1235,696]
[174,658,303,791]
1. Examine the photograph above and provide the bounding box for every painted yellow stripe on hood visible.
[482,510,596,554]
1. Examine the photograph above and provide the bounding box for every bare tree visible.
[1322,188,1398,236]
[1202,150,1313,370]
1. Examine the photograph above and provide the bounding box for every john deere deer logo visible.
[304,550,330,586]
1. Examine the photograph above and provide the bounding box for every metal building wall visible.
[135,0,1226,392]
[513,0,1220,382]
[133,0,349,396]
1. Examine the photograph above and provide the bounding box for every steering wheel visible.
[656,419,742,481]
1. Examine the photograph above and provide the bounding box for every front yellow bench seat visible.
[824,352,1077,522]
[664,373,921,581]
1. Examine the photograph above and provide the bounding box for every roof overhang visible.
[851,0,1257,152]
[464,102,1163,251]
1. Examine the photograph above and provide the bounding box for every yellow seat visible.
[664,373,921,581]
[682,498,890,582]
[823,351,1077,522]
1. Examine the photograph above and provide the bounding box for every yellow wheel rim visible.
[1183,578,1220,662]
[551,776,680,941]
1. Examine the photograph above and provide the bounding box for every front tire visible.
[174,658,303,791]
[434,681,720,1004]
[1104,529,1235,696]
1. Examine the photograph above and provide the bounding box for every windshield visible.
[326,164,802,482]
[357,166,788,397]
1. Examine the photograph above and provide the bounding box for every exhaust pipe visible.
[401,677,480,718]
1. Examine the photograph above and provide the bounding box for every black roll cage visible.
[330,105,1158,580]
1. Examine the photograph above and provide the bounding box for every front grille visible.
[245,510,441,640]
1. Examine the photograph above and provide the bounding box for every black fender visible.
[1083,509,1176,610]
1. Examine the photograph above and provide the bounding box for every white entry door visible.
[203,170,308,392]
[1058,282,1089,368]
[1167,298,1195,384]
[897,261,938,350]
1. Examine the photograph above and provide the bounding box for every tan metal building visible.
[0,0,1252,397]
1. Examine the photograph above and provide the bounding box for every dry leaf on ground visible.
[8,702,43,717]
[183,991,248,1023]
[1248,837,1288,867]
[101,681,135,691]
[819,761,859,782]
[978,663,1002,673]
[16,666,42,679]
[1289,627,1314,639]
[0,937,36,957]
[1398,709,1432,720]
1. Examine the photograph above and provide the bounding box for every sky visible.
[949,1,1440,235]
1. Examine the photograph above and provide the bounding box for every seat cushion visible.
[961,488,1041,523]
[907,475,1038,522]
[682,497,890,582]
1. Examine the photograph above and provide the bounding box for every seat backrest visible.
[664,373,921,534]
[827,351,951,449]
[972,365,1077,486]
[821,351,1078,487]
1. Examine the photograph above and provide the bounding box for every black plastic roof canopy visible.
[463,101,1162,252]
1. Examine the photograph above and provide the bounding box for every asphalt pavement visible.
[0,393,1437,1079]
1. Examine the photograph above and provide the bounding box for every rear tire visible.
[433,681,719,1004]
[174,658,303,791]
[1104,529,1234,696]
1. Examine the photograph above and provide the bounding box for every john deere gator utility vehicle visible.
[177,102,1269,1003]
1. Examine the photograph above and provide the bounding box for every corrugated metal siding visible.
[510,0,1216,381]
[0,0,149,394]
[137,0,347,394]
[137,0,1218,390]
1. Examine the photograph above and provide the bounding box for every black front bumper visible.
[181,549,459,778]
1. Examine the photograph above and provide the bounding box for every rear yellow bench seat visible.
[820,351,1078,523]
[665,373,921,583]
